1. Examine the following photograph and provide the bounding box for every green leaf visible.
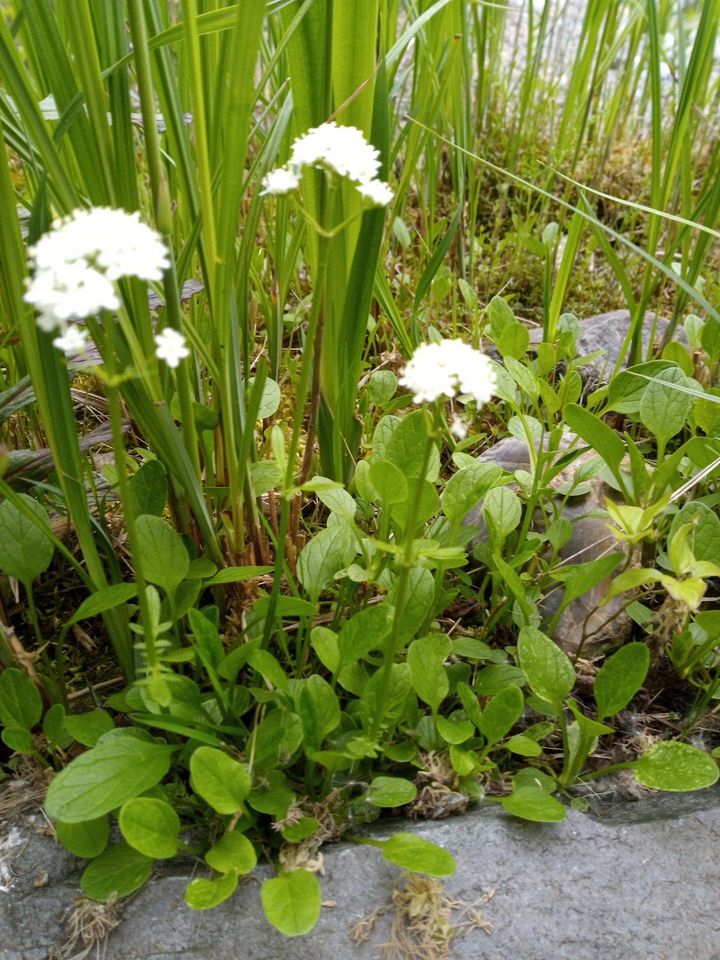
[368,459,408,506]
[366,369,397,405]
[189,746,251,814]
[390,567,435,644]
[478,686,524,746]
[594,642,650,720]
[63,709,115,747]
[1,725,36,754]
[436,716,475,744]
[302,476,357,520]
[442,462,502,524]
[385,410,440,481]
[638,368,693,443]
[281,817,320,843]
[517,626,575,707]
[668,502,720,565]
[185,870,239,910]
[119,798,180,859]
[0,494,54,583]
[565,404,625,487]
[247,770,296,817]
[499,787,566,822]
[135,515,189,599]
[45,737,173,823]
[368,777,417,808]
[512,768,557,794]
[205,831,257,875]
[0,668,42,729]
[391,480,439,530]
[337,605,393,670]
[256,377,281,419]
[550,553,624,612]
[203,565,272,586]
[497,321,530,359]
[408,634,451,713]
[81,842,153,902]
[606,361,674,413]
[378,833,456,877]
[488,295,516,339]
[188,608,225,672]
[483,486,522,543]
[55,816,109,858]
[252,710,304,770]
[69,584,137,624]
[311,626,340,673]
[297,521,356,601]
[505,735,543,756]
[632,741,719,792]
[261,870,322,937]
[474,664,527,695]
[130,459,167,517]
[294,675,341,751]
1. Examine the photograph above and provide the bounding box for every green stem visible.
[262,232,331,649]
[371,412,436,741]
[106,376,157,672]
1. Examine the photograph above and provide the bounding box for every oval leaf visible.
[478,686,524,746]
[205,831,257,875]
[189,746,251,814]
[69,584,137,625]
[594,642,649,720]
[517,626,575,707]
[260,870,322,937]
[367,777,417,808]
[500,787,566,822]
[80,842,153,902]
[45,737,173,823]
[119,797,180,859]
[185,870,239,910]
[55,817,109,858]
[633,741,719,792]
[135,514,189,598]
[0,494,54,584]
[380,833,456,877]
[0,668,42,730]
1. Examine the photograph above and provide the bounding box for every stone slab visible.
[2,789,720,960]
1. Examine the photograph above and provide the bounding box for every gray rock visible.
[526,309,685,384]
[466,432,631,655]
[3,790,720,960]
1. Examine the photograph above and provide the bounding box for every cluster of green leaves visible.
[1,0,720,943]
[3,312,716,933]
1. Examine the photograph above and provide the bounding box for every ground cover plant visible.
[0,0,719,940]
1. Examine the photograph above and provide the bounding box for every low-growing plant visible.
[0,0,719,943]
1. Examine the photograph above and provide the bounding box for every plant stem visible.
[371,410,435,741]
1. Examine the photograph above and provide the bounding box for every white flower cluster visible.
[25,207,170,356]
[261,121,393,207]
[399,339,498,408]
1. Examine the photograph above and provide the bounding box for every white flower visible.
[26,261,119,331]
[289,122,381,184]
[450,413,468,440]
[52,324,89,356]
[261,167,301,196]
[399,339,497,408]
[25,207,170,332]
[29,208,169,282]
[263,122,392,207]
[357,179,394,207]
[154,327,189,368]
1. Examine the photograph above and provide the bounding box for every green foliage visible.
[0,0,718,942]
